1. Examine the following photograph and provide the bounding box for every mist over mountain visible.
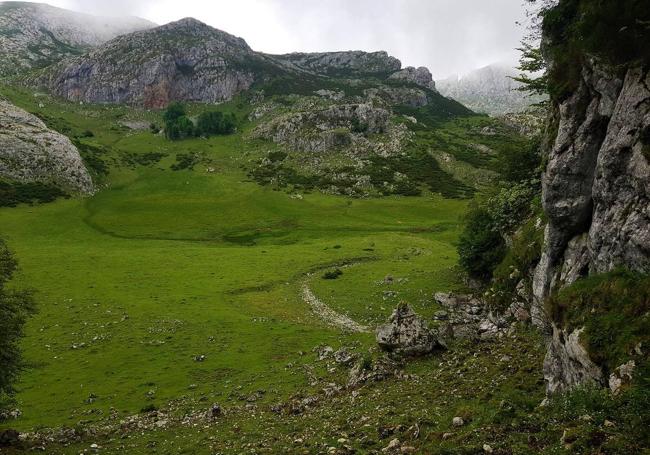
[0,1,155,77]
[436,63,546,116]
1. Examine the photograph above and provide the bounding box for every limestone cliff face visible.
[39,18,280,108]
[0,99,93,193]
[0,1,154,77]
[533,60,649,393]
[273,51,401,76]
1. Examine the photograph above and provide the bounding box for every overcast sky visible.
[38,0,528,79]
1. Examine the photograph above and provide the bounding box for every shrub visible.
[488,216,544,311]
[541,0,650,101]
[351,117,369,134]
[322,269,343,280]
[457,204,506,280]
[0,181,69,207]
[171,153,201,171]
[497,137,542,184]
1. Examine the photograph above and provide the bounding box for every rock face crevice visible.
[533,60,650,394]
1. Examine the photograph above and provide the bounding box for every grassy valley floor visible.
[0,87,470,436]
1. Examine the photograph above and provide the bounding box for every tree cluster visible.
[163,103,237,141]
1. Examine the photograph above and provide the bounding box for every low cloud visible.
[41,0,528,78]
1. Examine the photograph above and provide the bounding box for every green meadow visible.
[0,87,470,431]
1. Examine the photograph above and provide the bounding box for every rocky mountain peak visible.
[0,1,155,76]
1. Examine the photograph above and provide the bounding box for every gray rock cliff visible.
[0,1,154,77]
[533,59,649,393]
[38,18,282,108]
[0,98,94,193]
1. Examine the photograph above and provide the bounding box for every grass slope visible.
[0,86,468,431]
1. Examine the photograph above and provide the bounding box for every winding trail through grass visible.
[301,280,371,333]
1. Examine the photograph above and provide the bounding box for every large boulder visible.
[0,99,93,193]
[376,303,445,356]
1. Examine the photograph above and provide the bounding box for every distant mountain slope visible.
[36,16,467,113]
[436,63,545,115]
[0,1,155,77]
[37,17,293,108]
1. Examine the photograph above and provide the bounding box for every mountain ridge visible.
[0,1,155,77]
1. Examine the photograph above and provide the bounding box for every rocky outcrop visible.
[38,18,283,108]
[389,66,437,91]
[433,292,512,340]
[0,99,93,193]
[532,61,650,327]
[0,1,154,77]
[543,326,604,394]
[252,103,393,153]
[534,60,649,393]
[376,303,446,356]
[364,86,430,108]
[273,51,401,76]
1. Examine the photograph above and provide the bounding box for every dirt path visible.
[300,280,370,333]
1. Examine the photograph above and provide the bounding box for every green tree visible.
[0,240,36,407]
[175,116,195,139]
[162,102,186,124]
[457,205,506,280]
[196,111,236,137]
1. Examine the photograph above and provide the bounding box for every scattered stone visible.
[382,438,401,453]
[334,348,355,365]
[452,417,464,427]
[193,354,206,362]
[348,355,400,388]
[317,345,334,360]
[433,310,449,320]
[0,408,21,421]
[609,360,635,395]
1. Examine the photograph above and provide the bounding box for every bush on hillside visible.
[0,181,69,207]
[457,204,506,280]
[0,240,36,408]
